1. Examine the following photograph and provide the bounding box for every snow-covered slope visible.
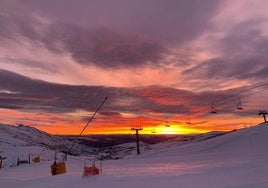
[0,124,228,162]
[0,124,98,167]
[0,124,67,147]
[1,123,268,188]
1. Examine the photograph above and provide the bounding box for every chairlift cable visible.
[213,82,268,105]
[186,81,268,119]
[64,97,108,160]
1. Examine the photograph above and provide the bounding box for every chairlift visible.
[17,154,31,166]
[164,116,170,127]
[186,115,192,124]
[83,157,101,177]
[151,127,157,133]
[210,102,217,114]
[186,116,192,124]
[237,98,243,110]
[50,151,67,176]
[32,148,47,163]
[50,97,108,176]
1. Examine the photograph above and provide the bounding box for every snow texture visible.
[1,123,268,188]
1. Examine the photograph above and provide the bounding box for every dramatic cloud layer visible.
[1,69,265,134]
[1,0,268,134]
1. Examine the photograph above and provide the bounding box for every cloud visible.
[2,0,268,133]
[1,69,257,118]
[0,1,44,44]
[0,69,265,134]
[0,69,194,115]
[46,25,167,69]
[1,11,167,69]
[23,0,223,43]
[219,19,268,56]
[0,0,224,71]
[0,69,108,112]
[182,17,268,85]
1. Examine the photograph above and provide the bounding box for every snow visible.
[1,123,268,188]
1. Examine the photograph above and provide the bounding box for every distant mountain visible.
[0,124,97,156]
[0,123,233,164]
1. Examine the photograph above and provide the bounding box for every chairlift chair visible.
[33,148,47,163]
[186,120,192,124]
[50,151,67,176]
[186,116,192,124]
[151,127,156,133]
[210,102,217,114]
[237,98,244,110]
[17,154,31,166]
[164,116,170,127]
[82,157,101,177]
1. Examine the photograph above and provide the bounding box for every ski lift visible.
[17,154,31,166]
[33,157,40,163]
[186,116,192,124]
[82,157,101,177]
[32,148,47,163]
[50,151,67,176]
[50,97,107,176]
[63,97,108,162]
[164,116,170,127]
[151,127,157,133]
[50,161,67,176]
[210,102,217,114]
[237,98,243,110]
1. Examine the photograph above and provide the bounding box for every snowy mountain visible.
[0,124,101,166]
[1,123,268,188]
[0,124,99,154]
[0,124,65,147]
[0,124,228,162]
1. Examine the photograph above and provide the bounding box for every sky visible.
[1,0,268,135]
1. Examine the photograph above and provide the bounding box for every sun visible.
[156,125,181,134]
[145,124,208,135]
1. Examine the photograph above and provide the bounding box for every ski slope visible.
[1,123,268,188]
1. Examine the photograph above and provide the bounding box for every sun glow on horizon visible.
[142,124,208,135]
[156,125,181,134]
[0,108,259,136]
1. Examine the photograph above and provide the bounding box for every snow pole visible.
[63,97,108,161]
